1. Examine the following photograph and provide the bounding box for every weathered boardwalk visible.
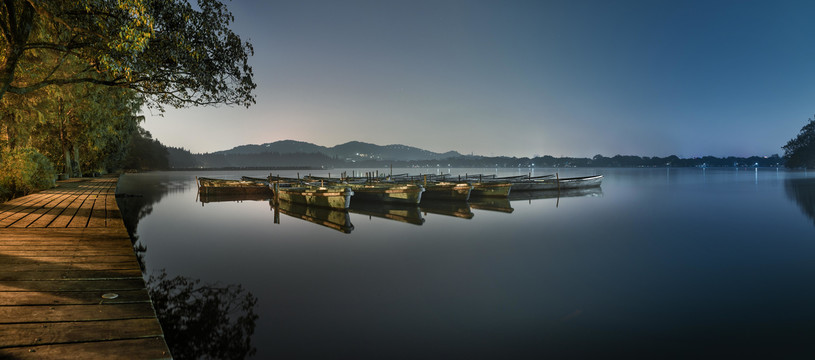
[0,177,171,359]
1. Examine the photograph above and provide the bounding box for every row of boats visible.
[198,186,604,234]
[196,173,603,210]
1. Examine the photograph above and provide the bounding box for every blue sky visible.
[143,0,815,157]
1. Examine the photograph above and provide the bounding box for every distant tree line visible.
[783,116,815,168]
[162,146,785,170]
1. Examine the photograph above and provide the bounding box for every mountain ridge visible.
[211,140,462,161]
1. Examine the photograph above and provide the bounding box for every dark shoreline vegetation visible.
[166,145,785,170]
[0,0,255,202]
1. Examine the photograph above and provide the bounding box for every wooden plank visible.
[0,279,147,292]
[0,178,169,357]
[8,193,75,228]
[0,289,150,305]
[0,194,56,222]
[0,261,140,272]
[0,227,134,240]
[0,255,139,264]
[45,194,88,228]
[0,248,138,256]
[0,337,171,359]
[0,303,158,323]
[0,195,64,228]
[0,318,163,347]
[87,196,108,228]
[13,192,82,229]
[0,269,144,281]
[0,192,62,220]
[70,194,100,230]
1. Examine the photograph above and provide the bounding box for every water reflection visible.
[117,174,191,270]
[199,192,271,204]
[147,270,258,360]
[785,178,815,226]
[507,187,603,201]
[273,200,355,234]
[419,200,474,219]
[349,202,425,225]
[469,197,514,213]
[188,186,607,232]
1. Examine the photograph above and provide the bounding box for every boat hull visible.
[347,183,424,205]
[197,177,272,196]
[511,175,603,191]
[470,182,512,197]
[421,183,472,201]
[276,186,354,209]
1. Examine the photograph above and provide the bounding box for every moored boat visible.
[345,182,424,205]
[420,182,472,201]
[470,182,513,197]
[513,175,603,191]
[275,185,354,209]
[197,177,272,196]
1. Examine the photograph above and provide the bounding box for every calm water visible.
[117,168,815,359]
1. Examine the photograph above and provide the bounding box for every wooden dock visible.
[0,177,171,359]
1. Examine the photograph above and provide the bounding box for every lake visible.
[116,167,815,359]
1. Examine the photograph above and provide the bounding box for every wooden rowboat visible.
[470,182,513,198]
[345,182,424,205]
[420,182,472,201]
[197,177,272,195]
[275,185,354,209]
[515,175,603,191]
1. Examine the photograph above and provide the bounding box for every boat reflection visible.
[349,202,425,225]
[198,192,271,204]
[507,187,603,202]
[469,197,514,213]
[420,200,474,219]
[270,200,354,234]
[191,181,605,232]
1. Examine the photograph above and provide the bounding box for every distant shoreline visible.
[163,166,320,171]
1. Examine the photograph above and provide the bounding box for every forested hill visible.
[210,140,462,161]
[165,141,784,169]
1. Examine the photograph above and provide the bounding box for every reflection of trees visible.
[116,174,190,270]
[786,178,815,226]
[148,270,259,360]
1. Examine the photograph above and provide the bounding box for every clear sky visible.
[142,0,815,158]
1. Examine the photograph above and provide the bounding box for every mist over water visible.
[117,168,815,359]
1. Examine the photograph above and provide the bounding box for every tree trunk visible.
[73,142,81,177]
[0,0,36,102]
[63,146,71,177]
[0,111,12,151]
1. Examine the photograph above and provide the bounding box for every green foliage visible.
[1,0,256,108]
[122,128,169,171]
[783,117,815,169]
[0,147,56,196]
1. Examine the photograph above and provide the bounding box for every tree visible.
[783,117,815,169]
[122,128,169,171]
[0,0,255,108]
